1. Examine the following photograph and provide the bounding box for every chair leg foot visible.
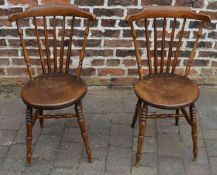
[131,99,142,128]
[136,104,147,167]
[75,101,93,163]
[175,109,179,126]
[26,107,33,166]
[39,110,44,128]
[190,104,198,161]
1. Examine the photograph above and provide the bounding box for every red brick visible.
[104,39,132,47]
[101,19,116,27]
[6,67,31,76]
[0,68,5,75]
[91,59,105,66]
[0,19,12,27]
[81,68,96,76]
[0,49,18,57]
[142,0,172,6]
[74,0,104,6]
[98,68,125,76]
[0,58,9,65]
[199,51,217,58]
[200,11,217,20]
[0,39,6,47]
[0,0,4,5]
[175,0,204,8]
[208,32,217,39]
[183,59,209,67]
[108,0,137,6]
[106,59,120,66]
[0,7,22,16]
[116,49,135,57]
[41,0,70,4]
[211,61,217,67]
[85,49,113,57]
[122,59,136,67]
[94,8,124,17]
[207,1,217,10]
[8,0,37,5]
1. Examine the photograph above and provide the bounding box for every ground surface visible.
[0,86,216,175]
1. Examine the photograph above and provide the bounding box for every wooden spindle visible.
[59,16,66,72]
[154,18,158,74]
[144,19,152,74]
[130,22,143,79]
[65,16,75,74]
[16,20,33,80]
[184,22,204,77]
[166,18,176,73]
[33,17,46,74]
[43,16,51,73]
[76,21,90,78]
[171,18,186,74]
[160,18,166,73]
[53,16,57,72]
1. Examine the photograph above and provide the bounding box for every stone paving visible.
[0,86,216,175]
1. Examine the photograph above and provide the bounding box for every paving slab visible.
[0,86,216,175]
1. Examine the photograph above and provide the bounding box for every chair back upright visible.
[9,4,96,80]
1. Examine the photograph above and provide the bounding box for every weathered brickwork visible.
[0,0,216,85]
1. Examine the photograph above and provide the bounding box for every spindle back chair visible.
[126,6,211,166]
[9,4,96,166]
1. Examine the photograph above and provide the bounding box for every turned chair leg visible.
[175,109,179,126]
[39,109,44,128]
[131,99,142,128]
[190,104,198,160]
[26,106,33,166]
[75,101,93,163]
[136,103,147,167]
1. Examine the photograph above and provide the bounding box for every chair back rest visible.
[9,4,96,80]
[126,6,211,79]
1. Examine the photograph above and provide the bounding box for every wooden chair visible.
[126,6,211,167]
[9,5,95,166]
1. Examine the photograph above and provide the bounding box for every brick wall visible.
[0,0,216,86]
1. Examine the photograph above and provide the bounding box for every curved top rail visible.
[9,4,96,22]
[126,6,211,23]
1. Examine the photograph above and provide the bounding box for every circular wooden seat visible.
[134,74,200,109]
[22,73,87,109]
